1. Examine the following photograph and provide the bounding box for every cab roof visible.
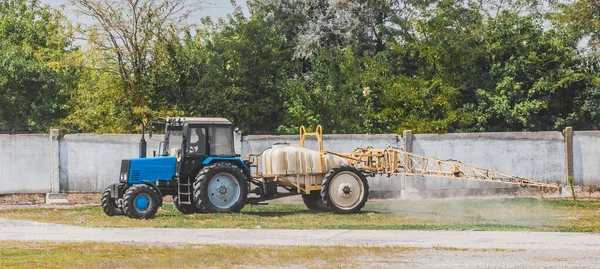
[167,117,232,125]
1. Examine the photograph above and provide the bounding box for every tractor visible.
[101,117,255,219]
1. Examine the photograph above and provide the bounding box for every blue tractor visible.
[101,117,252,219]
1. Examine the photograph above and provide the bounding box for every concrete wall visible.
[243,132,567,197]
[59,134,164,193]
[0,135,52,194]
[573,131,600,186]
[411,132,566,192]
[3,129,600,197]
[60,131,240,193]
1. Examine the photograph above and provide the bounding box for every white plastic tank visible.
[260,143,344,178]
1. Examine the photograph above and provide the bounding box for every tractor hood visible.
[121,156,177,185]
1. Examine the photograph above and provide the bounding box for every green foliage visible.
[3,0,600,135]
[475,12,587,131]
[61,68,131,134]
[559,0,600,49]
[278,47,366,134]
[0,0,75,133]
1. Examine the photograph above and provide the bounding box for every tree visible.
[196,10,298,134]
[278,46,366,134]
[0,0,76,133]
[474,11,586,131]
[254,0,399,59]
[559,0,600,50]
[70,0,202,131]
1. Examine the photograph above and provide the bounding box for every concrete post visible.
[563,127,574,185]
[403,130,413,153]
[402,130,414,198]
[46,129,68,204]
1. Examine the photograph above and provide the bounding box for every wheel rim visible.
[207,173,241,209]
[134,194,151,213]
[328,171,364,210]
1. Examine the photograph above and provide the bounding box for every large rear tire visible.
[302,191,328,211]
[321,166,369,214]
[173,196,203,214]
[101,184,123,216]
[122,184,161,219]
[193,162,248,213]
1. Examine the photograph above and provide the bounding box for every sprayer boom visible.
[323,147,560,189]
[298,125,561,189]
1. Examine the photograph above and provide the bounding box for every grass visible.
[1,198,599,232]
[0,241,419,269]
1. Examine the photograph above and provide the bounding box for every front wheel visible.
[193,162,248,213]
[122,184,161,219]
[101,184,123,216]
[321,166,369,214]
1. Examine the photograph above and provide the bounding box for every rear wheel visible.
[173,196,203,214]
[122,184,161,219]
[302,191,328,211]
[321,166,369,214]
[193,162,248,213]
[101,184,123,216]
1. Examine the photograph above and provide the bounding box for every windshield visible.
[166,129,183,156]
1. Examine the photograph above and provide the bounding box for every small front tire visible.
[122,184,161,219]
[101,184,123,216]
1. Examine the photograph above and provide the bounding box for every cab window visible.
[187,127,207,155]
[210,126,234,156]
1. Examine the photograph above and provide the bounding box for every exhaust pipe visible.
[139,123,147,158]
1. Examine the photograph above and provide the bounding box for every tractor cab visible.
[102,117,250,219]
[157,117,236,160]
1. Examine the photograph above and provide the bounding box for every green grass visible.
[0,241,418,269]
[1,198,599,232]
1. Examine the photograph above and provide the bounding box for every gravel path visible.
[1,218,600,249]
[1,218,599,268]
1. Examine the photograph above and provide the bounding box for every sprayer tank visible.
[259,144,344,185]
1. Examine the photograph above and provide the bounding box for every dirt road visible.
[1,218,599,268]
[1,218,599,249]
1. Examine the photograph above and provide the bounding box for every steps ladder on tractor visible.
[177,176,193,205]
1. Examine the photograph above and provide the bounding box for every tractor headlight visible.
[120,173,127,183]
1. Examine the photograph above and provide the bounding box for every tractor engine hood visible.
[120,156,177,185]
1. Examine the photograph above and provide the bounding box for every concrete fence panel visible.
[59,134,163,193]
[0,134,52,194]
[411,132,566,191]
[573,131,600,186]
